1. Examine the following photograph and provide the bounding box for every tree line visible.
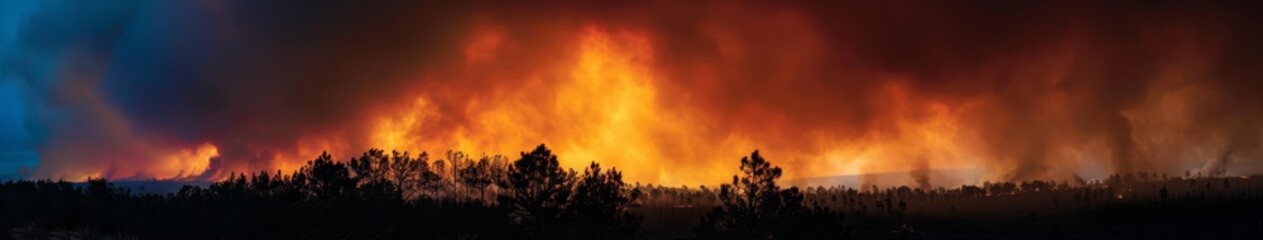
[0,144,848,239]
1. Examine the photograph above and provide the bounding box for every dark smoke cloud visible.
[637,1,1263,181]
[4,0,1262,185]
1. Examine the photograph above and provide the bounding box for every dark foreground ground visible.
[635,175,1263,239]
[5,176,1262,239]
[5,147,1263,240]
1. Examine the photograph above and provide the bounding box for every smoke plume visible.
[2,1,1262,187]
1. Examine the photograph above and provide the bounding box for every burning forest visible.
[2,0,1262,239]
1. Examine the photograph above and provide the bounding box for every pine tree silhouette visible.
[499,144,577,238]
[694,150,849,239]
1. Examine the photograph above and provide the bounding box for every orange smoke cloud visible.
[269,27,741,184]
[22,1,1263,188]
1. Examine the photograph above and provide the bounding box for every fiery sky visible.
[2,1,1261,187]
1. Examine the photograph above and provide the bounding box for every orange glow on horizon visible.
[246,26,995,187]
[42,4,1249,188]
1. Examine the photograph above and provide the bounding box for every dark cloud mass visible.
[2,0,1261,186]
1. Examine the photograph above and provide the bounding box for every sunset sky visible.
[1,1,1261,187]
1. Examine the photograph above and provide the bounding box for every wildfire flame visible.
[255,27,991,186]
[15,2,1262,187]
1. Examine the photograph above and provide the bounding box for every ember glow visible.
[2,1,1261,187]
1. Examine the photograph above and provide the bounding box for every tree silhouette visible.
[499,144,578,238]
[460,156,488,202]
[9,145,1263,239]
[389,151,438,199]
[573,162,642,239]
[294,152,356,202]
[349,149,401,200]
[694,150,849,239]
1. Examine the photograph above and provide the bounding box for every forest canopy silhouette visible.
[5,1,1263,239]
[7,0,1263,187]
[0,145,850,239]
[5,144,1263,239]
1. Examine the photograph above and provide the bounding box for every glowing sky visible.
[2,1,1261,187]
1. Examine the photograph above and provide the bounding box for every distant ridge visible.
[71,180,214,195]
[786,168,984,189]
[0,177,213,195]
